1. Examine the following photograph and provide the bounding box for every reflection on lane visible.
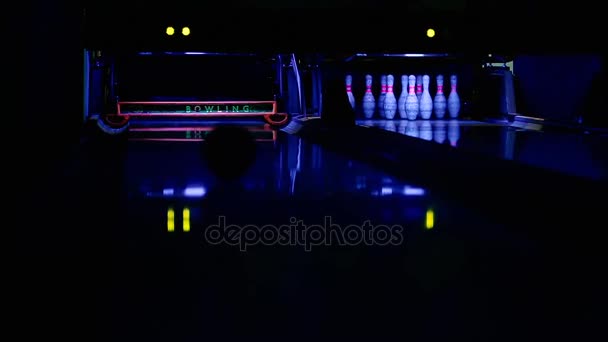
[129,133,429,199]
[122,130,543,242]
[146,179,427,199]
[361,119,461,146]
[128,124,277,142]
[359,119,607,180]
[124,132,442,237]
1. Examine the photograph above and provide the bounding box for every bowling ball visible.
[202,125,257,180]
[322,79,355,127]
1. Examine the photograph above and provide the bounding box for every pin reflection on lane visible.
[359,119,463,147]
[360,118,608,180]
[419,121,432,141]
[433,121,447,144]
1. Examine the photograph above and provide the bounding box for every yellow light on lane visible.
[426,28,436,38]
[425,208,435,229]
[166,27,175,36]
[167,207,175,232]
[182,27,190,36]
[183,207,190,232]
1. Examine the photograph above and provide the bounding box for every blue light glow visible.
[381,187,393,195]
[184,186,206,197]
[403,186,425,196]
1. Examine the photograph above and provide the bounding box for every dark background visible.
[115,54,277,101]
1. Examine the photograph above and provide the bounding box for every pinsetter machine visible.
[82,5,312,141]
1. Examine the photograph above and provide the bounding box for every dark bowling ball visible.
[201,125,257,181]
[322,78,356,127]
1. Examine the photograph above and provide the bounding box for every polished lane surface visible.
[359,119,608,181]
[24,128,605,341]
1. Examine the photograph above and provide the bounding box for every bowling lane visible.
[61,128,599,340]
[118,129,506,241]
[359,119,608,181]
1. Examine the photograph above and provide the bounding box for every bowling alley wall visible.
[323,56,478,120]
[513,55,606,125]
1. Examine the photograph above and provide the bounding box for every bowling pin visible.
[433,75,447,119]
[378,75,387,118]
[419,75,433,119]
[419,121,432,141]
[384,74,397,119]
[345,74,355,110]
[362,75,375,119]
[405,75,419,120]
[447,74,460,118]
[398,75,408,119]
[433,121,447,144]
[415,75,423,102]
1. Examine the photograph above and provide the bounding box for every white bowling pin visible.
[362,75,375,119]
[345,74,355,110]
[405,75,419,120]
[405,121,419,138]
[448,119,460,147]
[433,75,447,119]
[419,121,433,141]
[378,75,387,118]
[419,75,433,119]
[398,75,408,119]
[384,75,397,119]
[433,121,447,144]
[415,75,423,102]
[447,75,460,118]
